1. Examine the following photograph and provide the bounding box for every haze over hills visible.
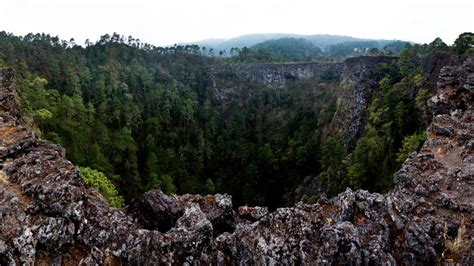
[185,33,408,52]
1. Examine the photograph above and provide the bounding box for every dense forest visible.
[0,31,472,209]
[223,37,411,63]
[251,38,323,61]
[193,34,413,58]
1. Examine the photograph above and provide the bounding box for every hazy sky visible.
[1,0,472,46]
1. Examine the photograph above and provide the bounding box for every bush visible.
[80,167,125,208]
[396,131,426,164]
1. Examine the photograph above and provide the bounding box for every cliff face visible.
[210,56,397,148]
[0,56,473,264]
[330,56,397,148]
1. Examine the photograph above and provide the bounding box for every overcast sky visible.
[1,0,472,46]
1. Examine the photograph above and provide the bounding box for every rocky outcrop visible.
[330,56,396,148]
[209,61,343,101]
[0,56,473,264]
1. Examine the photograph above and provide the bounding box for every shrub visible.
[80,167,125,208]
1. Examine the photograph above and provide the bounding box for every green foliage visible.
[328,40,410,57]
[347,48,431,191]
[159,175,177,194]
[320,137,346,170]
[228,39,411,62]
[396,131,426,164]
[33,108,53,123]
[228,47,274,63]
[348,162,366,189]
[453,32,474,55]
[398,48,419,77]
[252,38,323,61]
[80,167,125,208]
[348,130,385,189]
[427,37,449,54]
[1,31,466,208]
[204,178,215,194]
[415,88,431,114]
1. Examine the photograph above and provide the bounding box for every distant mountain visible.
[191,33,302,52]
[186,33,399,53]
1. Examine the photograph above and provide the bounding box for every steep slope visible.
[0,56,473,264]
[209,56,397,148]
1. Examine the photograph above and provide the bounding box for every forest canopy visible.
[0,31,472,208]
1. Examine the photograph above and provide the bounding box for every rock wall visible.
[330,56,397,148]
[209,56,397,148]
[0,56,473,264]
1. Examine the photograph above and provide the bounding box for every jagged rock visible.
[0,56,473,264]
[238,206,269,221]
[127,190,184,232]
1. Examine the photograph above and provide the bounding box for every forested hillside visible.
[252,38,323,61]
[189,33,408,57]
[0,31,472,208]
[226,38,413,63]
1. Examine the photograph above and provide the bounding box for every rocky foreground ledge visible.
[0,57,473,265]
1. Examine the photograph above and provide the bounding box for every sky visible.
[0,0,472,46]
